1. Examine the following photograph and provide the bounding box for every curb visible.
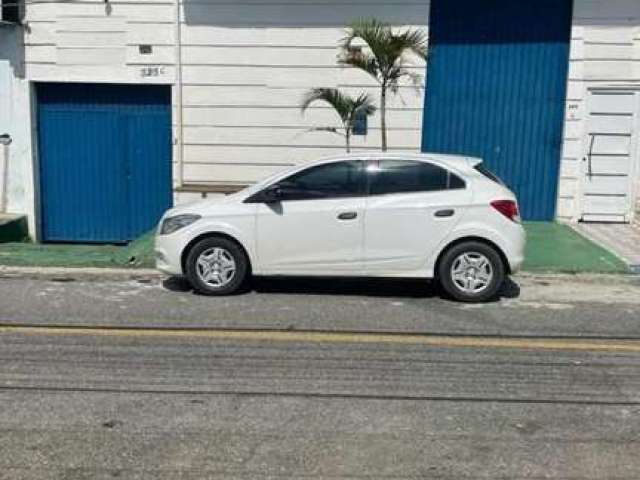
[514,271,640,287]
[0,265,638,286]
[0,265,164,281]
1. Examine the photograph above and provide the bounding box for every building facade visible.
[1,0,640,241]
[0,18,30,217]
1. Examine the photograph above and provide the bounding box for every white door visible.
[363,160,472,275]
[581,90,640,222]
[255,160,365,275]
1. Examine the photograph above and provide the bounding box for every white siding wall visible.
[558,0,640,220]
[24,0,176,83]
[0,26,33,230]
[177,0,428,190]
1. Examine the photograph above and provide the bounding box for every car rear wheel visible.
[438,241,505,302]
[185,237,249,295]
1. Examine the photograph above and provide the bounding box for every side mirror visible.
[244,182,298,204]
[261,185,284,203]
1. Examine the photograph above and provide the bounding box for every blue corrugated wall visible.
[37,83,172,243]
[422,0,573,221]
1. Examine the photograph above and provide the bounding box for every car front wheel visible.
[185,237,249,295]
[438,241,505,302]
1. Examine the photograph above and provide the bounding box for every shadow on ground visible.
[163,276,521,301]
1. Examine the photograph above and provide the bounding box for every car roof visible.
[311,152,483,169]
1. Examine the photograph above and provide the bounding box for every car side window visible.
[368,160,465,195]
[276,160,364,201]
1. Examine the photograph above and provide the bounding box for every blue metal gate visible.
[422,0,573,220]
[37,83,172,242]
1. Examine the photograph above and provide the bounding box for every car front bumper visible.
[154,231,185,276]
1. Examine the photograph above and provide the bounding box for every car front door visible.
[253,160,366,275]
[363,160,472,275]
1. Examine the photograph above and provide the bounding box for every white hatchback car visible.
[155,153,525,302]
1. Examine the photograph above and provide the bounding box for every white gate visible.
[581,89,640,223]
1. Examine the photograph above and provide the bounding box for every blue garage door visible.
[38,83,172,243]
[422,0,573,220]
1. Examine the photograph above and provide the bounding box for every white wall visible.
[0,25,34,232]
[558,0,640,221]
[177,0,428,191]
[24,2,176,83]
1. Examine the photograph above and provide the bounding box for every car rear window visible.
[368,160,466,196]
[474,164,504,185]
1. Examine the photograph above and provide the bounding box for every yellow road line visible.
[2,325,640,353]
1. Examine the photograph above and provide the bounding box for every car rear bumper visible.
[509,253,525,274]
[506,224,526,273]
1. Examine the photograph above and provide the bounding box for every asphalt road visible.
[0,272,639,337]
[1,272,639,479]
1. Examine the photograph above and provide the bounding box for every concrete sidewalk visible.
[574,222,640,274]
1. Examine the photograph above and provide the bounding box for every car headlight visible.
[160,214,201,235]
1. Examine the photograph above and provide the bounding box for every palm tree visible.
[301,88,376,153]
[340,18,428,151]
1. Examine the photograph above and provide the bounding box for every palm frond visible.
[301,88,376,135]
[348,96,376,132]
[387,66,424,93]
[341,18,391,60]
[300,88,352,122]
[340,18,427,86]
[351,92,377,119]
[338,48,379,81]
[393,28,428,61]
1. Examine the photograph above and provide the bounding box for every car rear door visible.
[363,160,473,275]
[254,160,366,275]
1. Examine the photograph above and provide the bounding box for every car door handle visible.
[435,209,455,218]
[337,211,358,220]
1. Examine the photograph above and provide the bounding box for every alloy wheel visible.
[450,252,494,295]
[195,247,237,288]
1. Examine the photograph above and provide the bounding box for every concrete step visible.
[0,213,28,243]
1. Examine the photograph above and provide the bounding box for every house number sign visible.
[140,66,166,78]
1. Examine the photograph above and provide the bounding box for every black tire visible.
[437,241,505,303]
[185,236,249,296]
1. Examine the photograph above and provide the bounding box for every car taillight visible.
[491,200,520,223]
